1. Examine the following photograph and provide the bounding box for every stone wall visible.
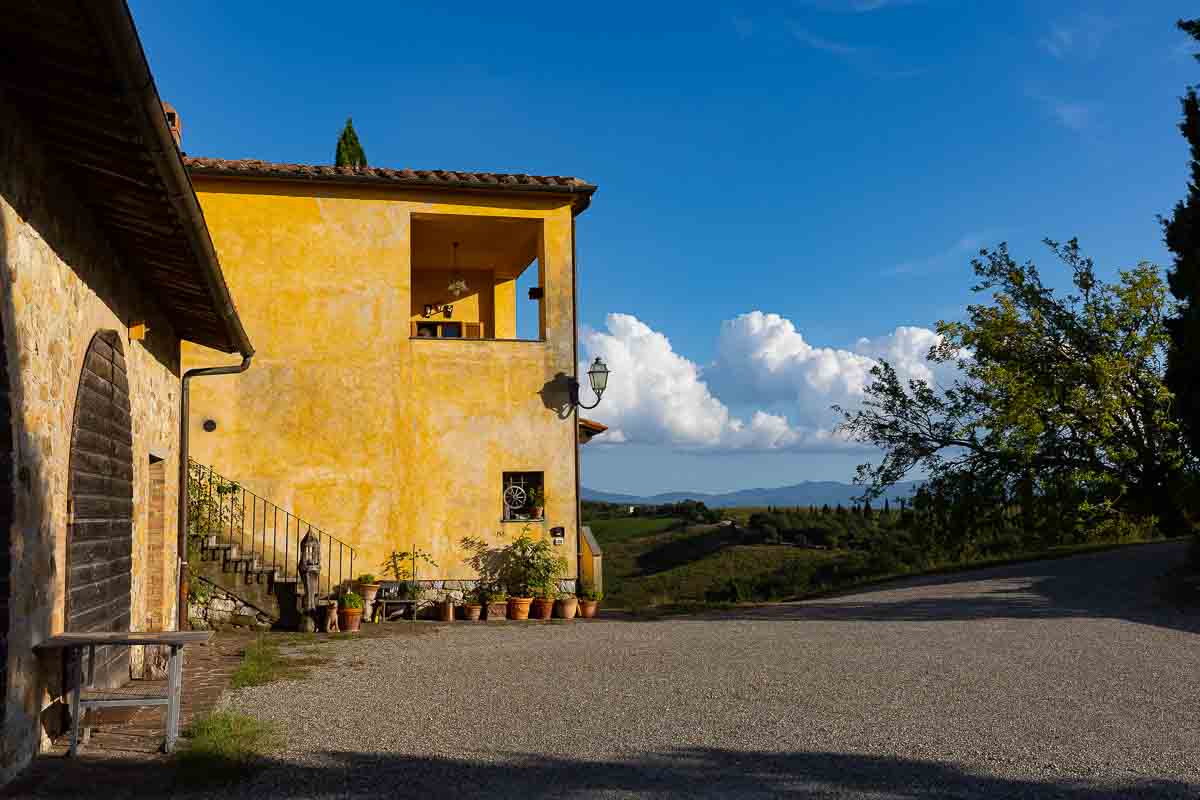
[0,91,184,780]
[186,577,273,632]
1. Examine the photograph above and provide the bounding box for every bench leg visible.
[163,645,182,753]
[67,649,81,757]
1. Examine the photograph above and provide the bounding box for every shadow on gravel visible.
[7,746,1196,799]
[688,540,1200,636]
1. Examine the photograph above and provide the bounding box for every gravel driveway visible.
[35,540,1192,800]
[209,539,1198,799]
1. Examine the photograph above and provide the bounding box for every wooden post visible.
[163,645,182,753]
[67,648,82,757]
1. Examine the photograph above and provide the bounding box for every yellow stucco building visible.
[179,157,599,591]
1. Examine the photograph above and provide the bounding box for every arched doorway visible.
[67,330,133,687]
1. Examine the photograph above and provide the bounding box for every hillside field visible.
[585,510,1173,611]
[586,515,838,609]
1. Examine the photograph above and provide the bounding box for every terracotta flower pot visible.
[438,600,454,622]
[338,607,363,632]
[530,598,555,620]
[578,599,599,619]
[507,596,533,620]
[460,603,482,621]
[485,601,508,621]
[554,597,578,619]
[356,583,380,620]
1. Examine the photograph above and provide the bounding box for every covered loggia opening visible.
[410,214,545,341]
[66,331,134,688]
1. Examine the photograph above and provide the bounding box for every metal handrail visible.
[187,459,355,597]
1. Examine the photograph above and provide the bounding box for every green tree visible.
[335,117,367,167]
[1163,19,1200,462]
[838,239,1189,535]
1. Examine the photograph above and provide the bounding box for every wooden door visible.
[67,331,134,686]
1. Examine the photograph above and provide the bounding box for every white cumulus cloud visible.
[580,311,948,453]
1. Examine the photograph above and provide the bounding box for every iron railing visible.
[187,458,355,597]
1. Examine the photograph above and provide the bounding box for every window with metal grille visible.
[502,471,545,521]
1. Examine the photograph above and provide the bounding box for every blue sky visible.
[132,1,1199,494]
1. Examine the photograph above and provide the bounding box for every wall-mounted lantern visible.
[570,357,610,410]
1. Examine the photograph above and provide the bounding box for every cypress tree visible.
[335,117,368,167]
[1164,19,1200,458]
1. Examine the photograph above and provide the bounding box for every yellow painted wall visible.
[182,180,580,582]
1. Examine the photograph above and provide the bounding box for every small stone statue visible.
[298,528,321,632]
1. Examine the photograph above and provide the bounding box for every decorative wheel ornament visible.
[503,485,528,512]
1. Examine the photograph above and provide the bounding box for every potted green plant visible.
[531,580,556,620]
[501,531,567,621]
[459,585,483,621]
[481,584,507,621]
[554,591,578,620]
[381,546,438,621]
[578,583,602,618]
[393,580,421,620]
[354,573,381,621]
[527,486,546,519]
[338,591,364,632]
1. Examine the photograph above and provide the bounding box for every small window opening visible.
[502,471,545,521]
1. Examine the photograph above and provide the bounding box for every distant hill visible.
[582,480,923,509]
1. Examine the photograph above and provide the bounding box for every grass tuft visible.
[230,635,327,689]
[177,710,281,783]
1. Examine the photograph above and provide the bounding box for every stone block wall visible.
[0,91,184,780]
[186,577,273,632]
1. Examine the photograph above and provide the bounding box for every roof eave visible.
[91,1,254,355]
[187,166,598,216]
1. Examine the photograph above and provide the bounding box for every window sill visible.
[501,518,545,524]
[411,337,546,343]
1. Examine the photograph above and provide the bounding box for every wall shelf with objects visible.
[411,321,483,339]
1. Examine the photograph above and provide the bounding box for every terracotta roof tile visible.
[183,157,596,210]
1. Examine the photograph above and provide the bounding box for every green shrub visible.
[705,577,758,603]
[355,573,377,585]
[499,530,567,597]
[339,591,363,610]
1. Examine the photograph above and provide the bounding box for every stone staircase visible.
[187,459,355,630]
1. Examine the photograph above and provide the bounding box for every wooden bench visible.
[35,631,213,755]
